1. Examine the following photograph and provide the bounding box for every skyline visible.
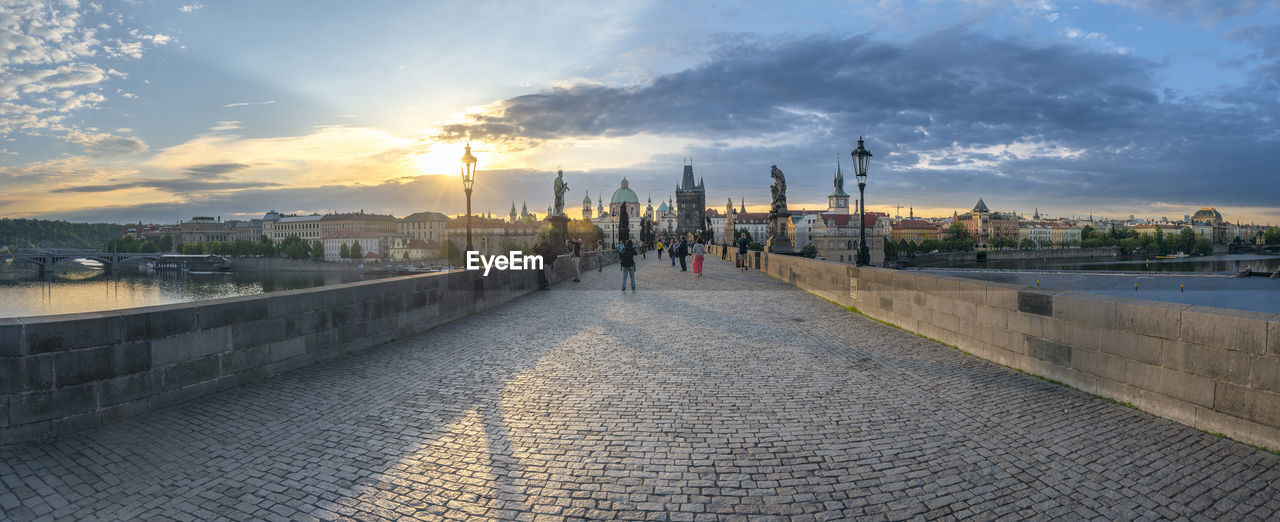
[2,0,1279,225]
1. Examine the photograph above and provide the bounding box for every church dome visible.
[611,177,639,205]
[583,193,592,203]
[1191,207,1222,222]
[657,201,670,213]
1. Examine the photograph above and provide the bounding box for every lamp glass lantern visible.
[851,137,872,265]
[460,143,478,251]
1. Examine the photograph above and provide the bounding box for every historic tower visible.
[582,193,593,220]
[828,159,851,215]
[675,159,706,238]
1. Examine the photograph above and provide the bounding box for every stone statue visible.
[769,165,788,215]
[766,165,794,254]
[552,169,570,216]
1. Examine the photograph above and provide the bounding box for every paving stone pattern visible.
[3,254,1280,520]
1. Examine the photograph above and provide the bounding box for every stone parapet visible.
[736,250,1280,450]
[1,254,597,445]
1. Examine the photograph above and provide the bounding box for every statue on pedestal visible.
[552,169,570,217]
[766,165,794,254]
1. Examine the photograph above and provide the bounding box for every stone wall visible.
[1,254,606,445]
[730,250,1280,449]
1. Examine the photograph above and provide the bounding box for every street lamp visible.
[460,143,478,252]
[851,137,872,266]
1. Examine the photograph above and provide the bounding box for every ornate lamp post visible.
[460,143,478,251]
[852,137,872,266]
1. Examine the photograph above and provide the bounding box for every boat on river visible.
[148,254,233,271]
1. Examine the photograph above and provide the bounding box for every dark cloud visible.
[182,163,251,177]
[438,28,1278,214]
[51,180,280,194]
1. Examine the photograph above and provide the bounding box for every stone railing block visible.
[1114,299,1187,340]
[1162,339,1252,386]
[1180,306,1270,354]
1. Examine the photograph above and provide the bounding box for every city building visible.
[591,177,650,246]
[226,219,263,242]
[178,216,232,245]
[443,216,540,256]
[389,237,436,261]
[399,212,451,243]
[675,160,706,238]
[1189,207,1228,244]
[828,160,851,215]
[953,199,1018,249]
[809,213,885,265]
[321,230,385,262]
[1018,222,1052,246]
[262,211,324,243]
[891,219,941,244]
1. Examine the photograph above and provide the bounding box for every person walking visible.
[596,239,604,272]
[656,240,664,260]
[670,239,677,266]
[571,237,582,282]
[737,232,750,271]
[677,237,689,272]
[619,239,637,292]
[692,237,706,277]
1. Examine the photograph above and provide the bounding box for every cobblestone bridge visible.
[3,254,1280,520]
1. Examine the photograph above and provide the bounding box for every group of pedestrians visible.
[656,236,707,277]
[556,234,725,293]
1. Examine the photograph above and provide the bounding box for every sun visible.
[412,141,503,176]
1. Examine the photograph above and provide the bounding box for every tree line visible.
[0,218,125,251]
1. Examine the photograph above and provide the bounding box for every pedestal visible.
[547,214,570,250]
[765,211,794,254]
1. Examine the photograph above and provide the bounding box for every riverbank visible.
[902,246,1120,267]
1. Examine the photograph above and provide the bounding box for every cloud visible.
[222,99,276,108]
[51,179,278,193]
[209,120,240,131]
[182,163,250,177]
[62,129,148,156]
[439,29,1277,213]
[180,3,203,13]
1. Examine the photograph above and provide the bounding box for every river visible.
[913,253,1280,315]
[0,259,397,319]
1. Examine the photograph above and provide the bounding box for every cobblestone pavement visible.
[4,253,1280,521]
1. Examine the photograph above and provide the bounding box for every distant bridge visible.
[1228,243,1279,254]
[1,249,161,275]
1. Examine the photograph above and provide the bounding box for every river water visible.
[914,254,1280,315]
[0,259,395,319]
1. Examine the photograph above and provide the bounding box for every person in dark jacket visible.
[737,232,750,271]
[570,237,582,282]
[677,238,688,271]
[619,239,637,292]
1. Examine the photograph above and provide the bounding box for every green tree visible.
[339,243,350,259]
[800,244,818,258]
[350,240,363,259]
[311,240,325,261]
[945,222,970,242]
[138,240,157,253]
[279,235,309,259]
[157,234,174,253]
[232,239,256,257]
[440,240,463,265]
[403,251,410,260]
[181,242,202,255]
[1019,238,1035,250]
[1194,238,1213,256]
[883,239,898,259]
[1264,227,1280,244]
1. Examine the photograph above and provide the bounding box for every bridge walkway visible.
[2,252,1279,519]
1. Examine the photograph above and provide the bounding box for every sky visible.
[1,0,1278,225]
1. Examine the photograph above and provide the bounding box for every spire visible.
[830,157,850,198]
[740,197,746,214]
[680,161,695,191]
